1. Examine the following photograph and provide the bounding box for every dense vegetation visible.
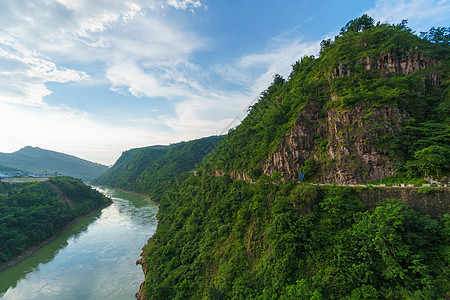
[0,146,108,182]
[93,136,223,202]
[134,16,450,299]
[0,177,110,265]
[200,16,450,183]
[142,175,449,299]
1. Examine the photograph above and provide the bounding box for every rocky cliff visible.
[202,21,448,186]
[263,103,406,184]
[260,50,441,184]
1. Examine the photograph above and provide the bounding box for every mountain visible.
[134,17,449,299]
[0,146,109,182]
[201,17,449,185]
[92,135,223,201]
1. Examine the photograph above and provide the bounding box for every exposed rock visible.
[362,52,440,83]
[135,237,151,299]
[213,51,441,185]
[261,103,405,184]
[320,105,403,184]
[329,62,351,81]
[262,104,319,180]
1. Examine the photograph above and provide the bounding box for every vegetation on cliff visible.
[93,136,223,202]
[200,16,450,184]
[0,177,111,265]
[136,16,450,299]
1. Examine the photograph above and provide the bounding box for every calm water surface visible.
[0,187,158,300]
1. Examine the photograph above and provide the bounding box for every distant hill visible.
[0,146,109,182]
[0,165,22,172]
[93,136,223,201]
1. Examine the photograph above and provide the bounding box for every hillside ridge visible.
[0,146,109,182]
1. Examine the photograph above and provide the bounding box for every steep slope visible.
[138,17,450,299]
[201,19,449,184]
[0,146,109,182]
[93,136,223,201]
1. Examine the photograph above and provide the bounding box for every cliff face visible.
[262,104,404,184]
[362,51,439,76]
[262,104,318,181]
[260,51,439,184]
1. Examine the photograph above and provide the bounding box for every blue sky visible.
[0,0,448,165]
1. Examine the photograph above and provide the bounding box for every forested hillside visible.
[140,176,449,299]
[93,136,223,202]
[136,16,450,299]
[0,177,111,267]
[201,16,449,185]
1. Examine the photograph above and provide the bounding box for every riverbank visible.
[95,186,160,205]
[0,202,111,272]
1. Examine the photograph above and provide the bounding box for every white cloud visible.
[0,0,206,107]
[165,0,203,10]
[105,59,203,99]
[0,36,88,106]
[366,0,450,31]
[237,39,320,98]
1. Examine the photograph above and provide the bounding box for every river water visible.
[0,187,158,300]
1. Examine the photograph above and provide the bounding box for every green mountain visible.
[134,17,449,299]
[92,135,223,202]
[0,177,111,267]
[201,17,449,185]
[0,146,109,182]
[0,165,22,172]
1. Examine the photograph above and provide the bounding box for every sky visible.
[0,0,449,165]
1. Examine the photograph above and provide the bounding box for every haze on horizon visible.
[0,0,448,165]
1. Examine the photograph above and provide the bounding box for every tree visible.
[340,14,374,35]
[413,145,450,176]
[300,158,318,180]
[420,27,450,45]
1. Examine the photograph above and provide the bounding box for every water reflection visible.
[0,215,96,294]
[0,187,158,300]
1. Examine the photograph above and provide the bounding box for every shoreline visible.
[96,186,160,205]
[0,202,112,272]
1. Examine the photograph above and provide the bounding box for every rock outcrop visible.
[258,51,441,184]
[362,51,439,75]
[262,103,405,184]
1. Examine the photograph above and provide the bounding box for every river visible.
[0,187,158,300]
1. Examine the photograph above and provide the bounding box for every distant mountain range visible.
[0,146,108,182]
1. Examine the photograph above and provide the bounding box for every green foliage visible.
[0,177,110,264]
[420,27,450,45]
[412,145,450,176]
[93,136,223,201]
[300,158,318,180]
[142,175,449,299]
[201,16,449,184]
[340,14,374,35]
[417,186,435,195]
